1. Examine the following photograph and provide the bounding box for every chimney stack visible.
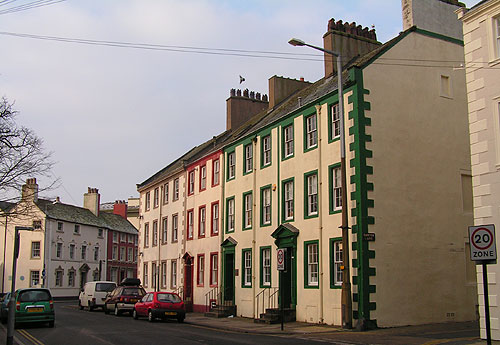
[226,89,268,131]
[401,0,464,40]
[323,19,380,77]
[113,200,128,220]
[268,76,311,109]
[84,187,100,217]
[21,178,39,202]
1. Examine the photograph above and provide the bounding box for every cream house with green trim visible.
[219,1,476,328]
[458,0,500,340]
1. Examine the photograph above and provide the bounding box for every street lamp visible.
[7,226,34,345]
[289,38,352,329]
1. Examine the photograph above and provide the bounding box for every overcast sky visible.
[0,0,478,205]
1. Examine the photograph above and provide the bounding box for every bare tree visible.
[0,97,56,202]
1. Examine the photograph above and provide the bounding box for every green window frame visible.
[303,112,318,152]
[282,177,294,223]
[304,240,319,289]
[242,191,253,230]
[260,246,272,288]
[304,170,319,219]
[241,248,252,288]
[329,237,343,289]
[328,163,342,214]
[243,143,253,175]
[281,122,294,161]
[260,134,272,169]
[328,101,341,143]
[226,150,236,181]
[260,185,272,227]
[225,196,235,233]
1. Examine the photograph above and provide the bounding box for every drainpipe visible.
[220,151,225,300]
[252,137,257,318]
[181,169,188,292]
[316,104,324,324]
[44,217,51,289]
[158,186,163,291]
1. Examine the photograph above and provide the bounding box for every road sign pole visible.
[483,262,492,345]
[280,269,284,331]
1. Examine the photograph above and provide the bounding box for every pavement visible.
[185,313,500,345]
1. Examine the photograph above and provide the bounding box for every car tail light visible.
[16,301,20,311]
[50,300,54,310]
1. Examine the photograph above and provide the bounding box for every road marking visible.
[18,329,45,345]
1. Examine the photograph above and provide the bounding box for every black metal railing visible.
[255,287,278,319]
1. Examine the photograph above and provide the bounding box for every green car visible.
[8,288,55,328]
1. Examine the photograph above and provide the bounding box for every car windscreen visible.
[157,293,181,303]
[96,283,116,292]
[122,288,145,297]
[18,290,51,302]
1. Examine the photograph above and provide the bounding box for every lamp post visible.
[7,226,34,345]
[288,38,352,329]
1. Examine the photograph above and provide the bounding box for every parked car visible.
[133,292,185,323]
[103,278,145,316]
[2,288,55,327]
[0,292,11,324]
[79,281,117,311]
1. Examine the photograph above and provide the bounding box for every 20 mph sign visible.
[469,224,497,263]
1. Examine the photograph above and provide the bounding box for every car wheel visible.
[104,304,110,314]
[79,301,84,310]
[148,310,154,322]
[177,316,184,323]
[132,309,138,320]
[114,305,120,316]
[48,321,55,328]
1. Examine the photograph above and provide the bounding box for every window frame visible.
[260,246,272,288]
[226,196,235,233]
[304,170,319,219]
[153,187,159,208]
[199,205,206,238]
[144,222,150,248]
[163,182,169,204]
[212,158,220,187]
[187,209,194,240]
[282,123,294,160]
[211,201,219,236]
[260,185,272,227]
[200,165,207,191]
[31,241,41,259]
[30,270,40,287]
[328,102,341,143]
[197,254,205,287]
[242,191,253,230]
[241,248,252,288]
[161,216,168,244]
[145,191,151,211]
[261,134,272,168]
[152,220,158,246]
[56,242,62,258]
[227,151,236,181]
[243,143,253,175]
[329,163,342,214]
[173,178,180,201]
[282,178,294,222]
[172,214,178,243]
[188,170,195,195]
[304,113,318,151]
[210,252,218,287]
[304,240,319,289]
[170,260,177,288]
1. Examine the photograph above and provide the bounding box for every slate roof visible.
[0,201,15,213]
[35,199,138,235]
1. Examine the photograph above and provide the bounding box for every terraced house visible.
[0,179,139,298]
[137,0,478,328]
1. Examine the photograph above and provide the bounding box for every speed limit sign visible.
[469,224,497,263]
[277,248,286,271]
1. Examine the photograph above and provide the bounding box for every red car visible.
[132,292,185,323]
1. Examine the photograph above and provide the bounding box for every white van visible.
[79,281,117,311]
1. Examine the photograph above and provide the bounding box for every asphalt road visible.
[1,301,328,345]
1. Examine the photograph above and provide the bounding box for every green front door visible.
[272,224,298,309]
